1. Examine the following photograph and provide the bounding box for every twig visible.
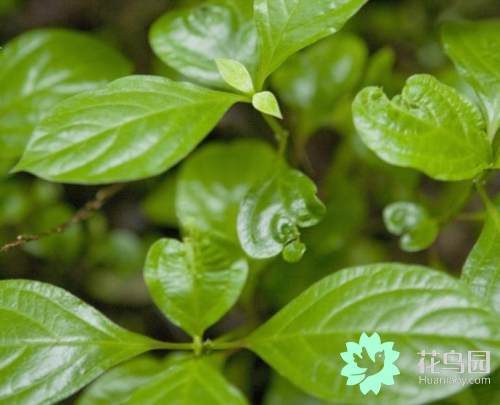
[0,183,125,253]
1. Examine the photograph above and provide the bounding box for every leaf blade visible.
[0,29,132,162]
[13,76,243,184]
[144,235,248,337]
[247,263,500,404]
[0,280,155,404]
[254,0,368,84]
[150,0,258,89]
[353,74,492,180]
[442,20,500,140]
[123,357,249,405]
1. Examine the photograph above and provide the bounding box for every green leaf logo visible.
[340,332,400,395]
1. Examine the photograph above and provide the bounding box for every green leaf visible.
[353,74,492,180]
[237,165,325,262]
[254,0,368,85]
[462,202,500,314]
[252,91,283,118]
[272,34,367,136]
[383,201,439,252]
[0,29,132,162]
[150,0,258,89]
[247,263,500,404]
[123,356,248,405]
[442,20,500,140]
[78,356,165,405]
[216,58,254,94]
[144,234,248,337]
[0,280,155,404]
[177,140,275,244]
[13,76,243,184]
[264,374,328,405]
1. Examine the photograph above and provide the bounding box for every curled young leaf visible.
[254,0,368,85]
[144,234,248,337]
[383,201,439,252]
[177,140,275,244]
[353,74,492,180]
[237,166,325,262]
[0,29,132,162]
[13,76,243,184]
[247,264,500,404]
[442,20,500,140]
[150,0,258,89]
[0,280,155,404]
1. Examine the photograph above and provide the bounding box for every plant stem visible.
[474,180,500,228]
[150,341,195,351]
[0,183,125,253]
[262,113,289,156]
[208,339,246,351]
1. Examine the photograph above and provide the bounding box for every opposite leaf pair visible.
[12,0,367,184]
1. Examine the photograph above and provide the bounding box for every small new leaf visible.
[353,74,492,180]
[383,202,439,252]
[0,280,155,404]
[144,234,248,337]
[252,91,283,119]
[237,165,325,261]
[216,58,254,94]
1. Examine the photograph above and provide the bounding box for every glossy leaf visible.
[442,20,500,139]
[13,76,243,184]
[254,0,368,85]
[264,374,328,405]
[144,235,248,337]
[0,280,155,404]
[237,165,325,261]
[123,356,248,405]
[462,202,500,314]
[353,74,492,180]
[0,29,131,163]
[272,34,367,136]
[78,357,165,405]
[216,58,254,94]
[176,140,275,243]
[252,91,283,118]
[150,0,258,89]
[383,201,439,252]
[247,263,500,404]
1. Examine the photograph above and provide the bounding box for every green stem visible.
[474,180,500,228]
[150,341,194,351]
[208,339,247,351]
[262,113,289,156]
